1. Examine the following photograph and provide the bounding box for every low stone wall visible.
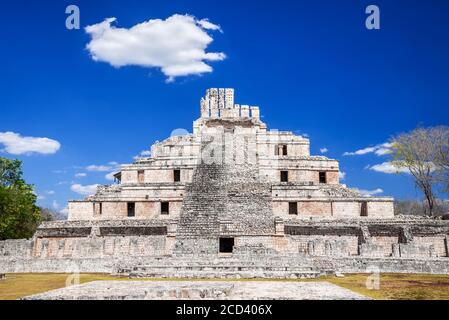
[283,218,449,259]
[333,257,449,275]
[0,240,34,258]
[1,255,448,276]
[0,218,448,276]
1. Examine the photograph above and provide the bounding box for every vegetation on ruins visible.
[391,126,449,216]
[0,157,42,240]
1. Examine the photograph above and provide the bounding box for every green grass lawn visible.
[1,273,449,300]
[322,273,449,300]
[0,273,119,300]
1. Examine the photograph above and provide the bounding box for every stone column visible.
[241,105,250,118]
[250,106,260,120]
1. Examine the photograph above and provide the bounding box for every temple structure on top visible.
[69,88,394,222]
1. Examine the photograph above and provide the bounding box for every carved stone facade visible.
[69,88,394,222]
[0,88,448,276]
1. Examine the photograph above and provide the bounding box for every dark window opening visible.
[361,202,368,217]
[127,202,135,217]
[95,202,102,215]
[138,170,145,184]
[282,145,288,156]
[174,170,181,182]
[289,202,298,215]
[281,171,289,182]
[161,202,170,215]
[275,144,288,156]
[319,171,327,184]
[219,238,235,253]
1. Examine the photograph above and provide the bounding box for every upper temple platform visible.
[68,88,395,221]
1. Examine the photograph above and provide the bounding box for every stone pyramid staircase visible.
[174,158,275,254]
[173,163,226,254]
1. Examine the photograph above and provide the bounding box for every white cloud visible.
[339,171,346,180]
[320,148,328,154]
[75,173,87,178]
[71,184,99,196]
[105,172,118,181]
[85,14,226,82]
[134,150,152,160]
[37,195,45,200]
[368,161,410,174]
[86,165,112,172]
[374,143,394,156]
[344,142,393,157]
[171,128,190,137]
[46,190,55,195]
[140,151,151,157]
[356,188,384,197]
[86,162,120,172]
[197,18,222,32]
[0,132,60,155]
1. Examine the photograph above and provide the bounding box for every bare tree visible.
[394,199,449,217]
[391,127,448,216]
[432,126,449,192]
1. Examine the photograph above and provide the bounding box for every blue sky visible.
[1,0,448,214]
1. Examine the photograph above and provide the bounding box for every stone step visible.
[125,271,322,279]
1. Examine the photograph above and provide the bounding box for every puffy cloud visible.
[85,14,225,82]
[46,190,55,195]
[320,148,329,154]
[356,188,384,197]
[344,142,393,157]
[339,171,346,180]
[368,161,410,174]
[75,173,87,178]
[71,184,99,196]
[0,132,60,155]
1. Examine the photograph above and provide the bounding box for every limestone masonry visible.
[1,88,448,277]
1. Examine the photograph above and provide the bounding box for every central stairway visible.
[174,160,275,254]
[173,163,226,254]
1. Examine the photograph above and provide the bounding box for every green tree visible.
[0,157,42,240]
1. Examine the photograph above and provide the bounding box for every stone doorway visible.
[219,238,235,253]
